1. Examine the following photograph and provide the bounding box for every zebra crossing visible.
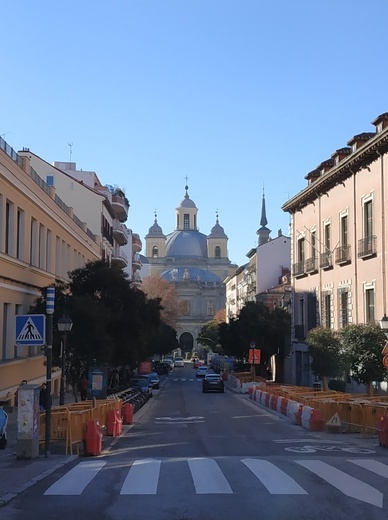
[43,457,388,507]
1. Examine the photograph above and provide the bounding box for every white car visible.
[174,357,185,367]
[196,365,210,378]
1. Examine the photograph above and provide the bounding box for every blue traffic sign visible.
[15,315,46,346]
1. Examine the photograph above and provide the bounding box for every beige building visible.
[0,139,101,404]
[283,112,388,390]
[143,185,237,354]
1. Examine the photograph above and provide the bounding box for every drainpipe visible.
[377,151,386,316]
[351,170,359,323]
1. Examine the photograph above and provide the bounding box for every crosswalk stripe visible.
[188,458,233,494]
[349,459,388,478]
[242,459,307,494]
[120,459,161,495]
[44,460,106,495]
[296,459,383,508]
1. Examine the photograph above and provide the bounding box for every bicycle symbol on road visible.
[285,445,375,454]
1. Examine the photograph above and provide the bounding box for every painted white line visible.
[188,458,233,494]
[242,459,307,495]
[350,459,388,478]
[120,459,161,495]
[44,461,106,495]
[274,439,346,444]
[296,459,383,508]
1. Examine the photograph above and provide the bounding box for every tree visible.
[197,320,223,353]
[306,327,344,391]
[341,323,387,396]
[32,260,163,393]
[141,274,182,328]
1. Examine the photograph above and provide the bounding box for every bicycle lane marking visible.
[284,445,375,454]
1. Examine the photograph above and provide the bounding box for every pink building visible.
[283,112,388,389]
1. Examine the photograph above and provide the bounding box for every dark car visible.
[202,373,224,393]
[129,377,153,395]
[138,372,160,389]
[155,362,171,375]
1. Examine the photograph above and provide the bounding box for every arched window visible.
[152,246,159,258]
[215,246,221,258]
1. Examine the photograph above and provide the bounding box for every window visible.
[152,246,159,258]
[46,175,54,186]
[5,201,10,255]
[297,237,305,263]
[310,231,316,258]
[215,246,221,258]
[365,288,375,323]
[324,223,331,252]
[184,214,189,229]
[338,289,349,328]
[207,301,214,316]
[340,215,348,246]
[364,200,373,239]
[322,291,332,329]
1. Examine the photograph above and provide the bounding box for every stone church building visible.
[144,185,237,355]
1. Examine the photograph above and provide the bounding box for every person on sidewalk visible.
[80,374,88,401]
[0,402,8,449]
[39,383,47,411]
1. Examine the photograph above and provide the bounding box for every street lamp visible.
[57,315,73,406]
[379,314,388,337]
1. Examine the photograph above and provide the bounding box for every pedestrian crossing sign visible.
[15,315,46,346]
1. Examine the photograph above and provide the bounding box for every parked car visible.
[139,372,160,389]
[202,373,224,393]
[174,357,185,367]
[129,377,153,395]
[196,365,210,378]
[162,358,175,369]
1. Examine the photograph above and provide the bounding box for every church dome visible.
[208,217,227,238]
[177,185,197,209]
[165,230,207,258]
[160,267,221,283]
[146,215,164,237]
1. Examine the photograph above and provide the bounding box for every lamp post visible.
[57,315,73,406]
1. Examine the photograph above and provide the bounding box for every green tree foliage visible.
[341,323,387,396]
[197,319,223,353]
[217,302,290,380]
[32,260,166,388]
[306,327,344,390]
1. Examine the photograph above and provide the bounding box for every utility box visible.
[16,384,40,459]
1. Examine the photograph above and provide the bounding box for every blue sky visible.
[2,1,388,267]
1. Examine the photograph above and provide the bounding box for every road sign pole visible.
[45,287,55,457]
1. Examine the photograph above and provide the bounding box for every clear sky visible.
[2,1,388,267]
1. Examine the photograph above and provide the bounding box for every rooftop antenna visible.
[68,142,73,163]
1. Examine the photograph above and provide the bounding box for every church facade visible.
[144,185,237,355]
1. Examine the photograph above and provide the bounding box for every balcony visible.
[293,261,306,278]
[112,248,128,268]
[132,253,142,270]
[112,194,129,222]
[305,256,318,274]
[112,221,128,245]
[319,251,333,270]
[335,244,351,265]
[132,233,142,253]
[358,235,377,258]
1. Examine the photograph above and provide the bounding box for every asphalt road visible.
[2,363,388,520]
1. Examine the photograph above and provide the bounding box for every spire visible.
[257,186,271,246]
[260,187,268,227]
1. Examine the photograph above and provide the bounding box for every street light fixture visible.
[379,314,388,337]
[57,315,73,406]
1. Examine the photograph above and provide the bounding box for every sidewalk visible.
[0,392,122,507]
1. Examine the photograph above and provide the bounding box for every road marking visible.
[274,439,346,444]
[44,461,106,495]
[296,459,383,508]
[120,459,161,495]
[188,458,233,494]
[350,459,388,478]
[242,459,307,495]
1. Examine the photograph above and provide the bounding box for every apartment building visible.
[282,112,388,389]
[0,138,101,404]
